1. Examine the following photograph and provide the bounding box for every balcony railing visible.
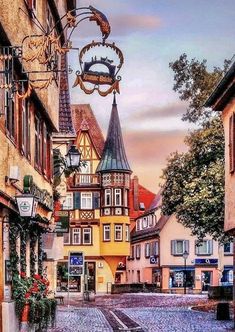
[71,174,100,187]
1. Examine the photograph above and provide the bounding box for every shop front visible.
[57,262,81,292]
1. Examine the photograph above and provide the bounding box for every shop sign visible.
[54,211,69,233]
[69,252,84,276]
[23,175,53,211]
[150,256,158,264]
[195,258,218,265]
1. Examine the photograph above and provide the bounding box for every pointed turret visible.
[96,95,131,173]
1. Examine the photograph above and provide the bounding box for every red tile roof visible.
[129,176,156,227]
[71,104,105,157]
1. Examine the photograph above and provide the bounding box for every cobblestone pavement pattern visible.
[48,294,234,332]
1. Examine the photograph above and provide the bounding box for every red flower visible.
[20,272,26,278]
[25,293,31,299]
[33,274,41,280]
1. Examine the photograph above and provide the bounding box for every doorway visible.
[84,262,96,292]
[201,271,212,291]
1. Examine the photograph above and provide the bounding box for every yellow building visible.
[56,96,132,293]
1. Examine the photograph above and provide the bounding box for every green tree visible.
[161,54,231,242]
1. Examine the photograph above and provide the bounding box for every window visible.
[42,124,51,178]
[152,241,159,256]
[20,99,30,157]
[131,245,135,259]
[5,90,15,140]
[143,217,148,228]
[145,243,150,258]
[195,240,213,255]
[171,240,189,256]
[136,219,140,231]
[125,225,130,242]
[115,224,123,241]
[103,224,110,241]
[149,215,154,227]
[35,115,42,169]
[62,193,73,210]
[224,242,233,255]
[83,228,92,244]
[105,189,111,206]
[136,245,141,259]
[115,189,122,206]
[72,228,81,244]
[81,193,92,209]
[80,161,91,184]
[63,230,70,244]
[229,113,235,173]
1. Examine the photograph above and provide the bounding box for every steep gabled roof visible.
[96,95,131,173]
[71,104,105,157]
[59,54,75,134]
[129,177,156,220]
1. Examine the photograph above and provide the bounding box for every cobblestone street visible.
[48,294,234,332]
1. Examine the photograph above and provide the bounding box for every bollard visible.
[216,302,230,320]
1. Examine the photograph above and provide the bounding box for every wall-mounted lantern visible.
[65,145,81,169]
[15,194,38,218]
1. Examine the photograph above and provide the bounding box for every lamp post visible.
[183,250,189,294]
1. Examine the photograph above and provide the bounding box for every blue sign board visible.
[69,252,84,276]
[195,258,218,265]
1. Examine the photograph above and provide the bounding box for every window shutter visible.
[93,192,100,209]
[208,240,213,255]
[195,241,199,255]
[229,114,235,173]
[171,240,175,255]
[185,240,189,254]
[74,192,80,209]
[27,101,31,159]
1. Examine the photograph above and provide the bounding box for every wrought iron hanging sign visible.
[0,5,123,98]
[73,41,123,97]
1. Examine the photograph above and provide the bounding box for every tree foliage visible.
[169,53,231,123]
[161,54,232,243]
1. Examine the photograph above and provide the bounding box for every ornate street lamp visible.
[15,194,38,218]
[183,250,189,295]
[65,145,81,169]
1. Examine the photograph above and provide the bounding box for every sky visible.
[69,0,235,193]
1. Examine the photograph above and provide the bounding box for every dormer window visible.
[143,217,148,228]
[139,202,145,210]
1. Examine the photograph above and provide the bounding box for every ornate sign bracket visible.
[0,5,123,98]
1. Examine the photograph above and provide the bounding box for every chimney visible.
[133,175,139,211]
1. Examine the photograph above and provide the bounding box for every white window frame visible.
[195,240,213,255]
[72,228,81,244]
[115,224,123,241]
[105,189,111,206]
[136,219,140,231]
[83,228,92,244]
[224,242,233,255]
[114,188,122,206]
[143,217,148,228]
[145,243,150,258]
[125,225,130,242]
[136,244,141,259]
[103,224,111,241]
[171,240,189,256]
[81,192,92,209]
[62,193,73,210]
